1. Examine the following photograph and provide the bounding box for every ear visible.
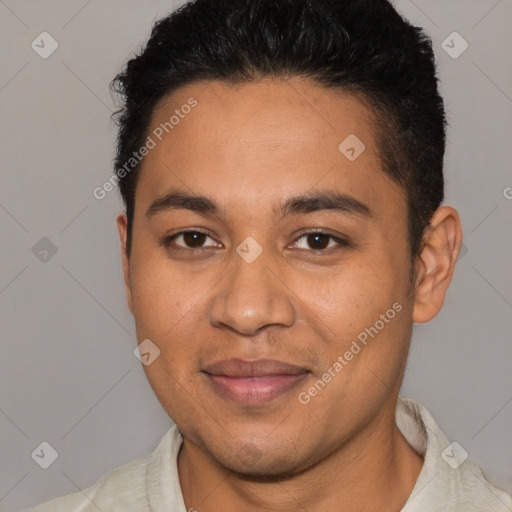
[413,206,463,323]
[116,213,134,315]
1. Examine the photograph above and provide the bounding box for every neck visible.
[177,399,424,512]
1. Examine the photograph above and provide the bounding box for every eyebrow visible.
[145,188,372,220]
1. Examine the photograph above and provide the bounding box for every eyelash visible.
[161,229,350,253]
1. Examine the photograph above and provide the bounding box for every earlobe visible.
[116,213,134,315]
[413,206,463,323]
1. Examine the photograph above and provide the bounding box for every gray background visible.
[0,0,511,510]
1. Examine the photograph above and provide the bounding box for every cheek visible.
[128,251,199,340]
[301,253,412,368]
[301,259,392,321]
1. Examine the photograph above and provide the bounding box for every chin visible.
[204,440,320,483]
[227,464,313,483]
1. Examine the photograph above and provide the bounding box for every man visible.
[31,0,512,510]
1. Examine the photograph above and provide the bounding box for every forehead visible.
[136,77,405,221]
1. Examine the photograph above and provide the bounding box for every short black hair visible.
[110,0,446,260]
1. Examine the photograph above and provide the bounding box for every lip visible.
[202,358,310,405]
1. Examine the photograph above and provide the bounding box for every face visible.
[118,77,418,477]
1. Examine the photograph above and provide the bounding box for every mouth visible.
[202,358,310,405]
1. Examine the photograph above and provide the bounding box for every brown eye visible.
[182,231,208,247]
[163,230,220,250]
[294,232,349,251]
[306,233,330,250]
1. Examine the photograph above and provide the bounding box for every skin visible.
[116,77,463,511]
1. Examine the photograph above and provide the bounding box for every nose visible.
[208,251,295,335]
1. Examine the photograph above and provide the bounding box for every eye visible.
[163,230,221,250]
[162,229,349,253]
[292,232,349,251]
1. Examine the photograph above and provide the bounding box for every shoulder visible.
[28,452,150,512]
[28,427,179,512]
[453,460,512,510]
[398,397,512,511]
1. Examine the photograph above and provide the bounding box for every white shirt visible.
[29,397,512,511]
